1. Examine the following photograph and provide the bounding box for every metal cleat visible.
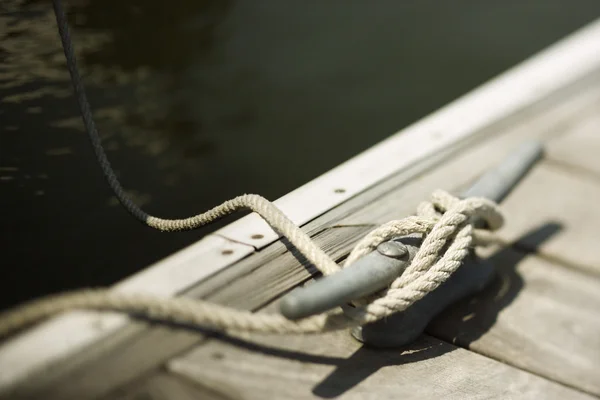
[280,140,544,347]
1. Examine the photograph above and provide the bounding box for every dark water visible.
[1,0,599,310]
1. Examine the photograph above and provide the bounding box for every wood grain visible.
[111,371,239,400]
[0,236,254,394]
[547,111,600,176]
[495,161,600,276]
[428,247,600,396]
[168,331,594,400]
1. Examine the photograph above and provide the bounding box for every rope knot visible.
[339,190,504,325]
[417,189,504,229]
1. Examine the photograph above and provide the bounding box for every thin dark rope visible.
[52,0,153,225]
[51,0,290,234]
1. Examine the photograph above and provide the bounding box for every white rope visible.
[0,190,503,339]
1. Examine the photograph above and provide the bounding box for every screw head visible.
[376,241,408,259]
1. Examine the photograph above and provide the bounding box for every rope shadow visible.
[310,335,454,398]
[425,221,562,347]
[164,326,457,399]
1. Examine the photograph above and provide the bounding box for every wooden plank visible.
[427,247,600,396]
[167,332,594,400]
[0,228,369,400]
[0,311,127,395]
[0,235,254,393]
[110,372,236,400]
[494,161,600,275]
[547,111,600,176]
[5,72,600,400]
[114,235,255,296]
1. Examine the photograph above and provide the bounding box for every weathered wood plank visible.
[495,161,600,275]
[0,235,254,395]
[3,228,369,400]
[167,332,594,400]
[547,111,600,176]
[427,247,600,396]
[5,72,600,400]
[110,371,237,400]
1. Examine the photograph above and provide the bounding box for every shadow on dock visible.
[425,221,563,347]
[147,222,561,398]
[311,221,562,398]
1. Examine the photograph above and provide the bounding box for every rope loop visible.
[337,190,503,324]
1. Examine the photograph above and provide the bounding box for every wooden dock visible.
[2,18,600,400]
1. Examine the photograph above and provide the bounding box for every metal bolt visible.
[376,241,408,259]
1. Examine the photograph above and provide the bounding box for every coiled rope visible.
[0,0,504,339]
